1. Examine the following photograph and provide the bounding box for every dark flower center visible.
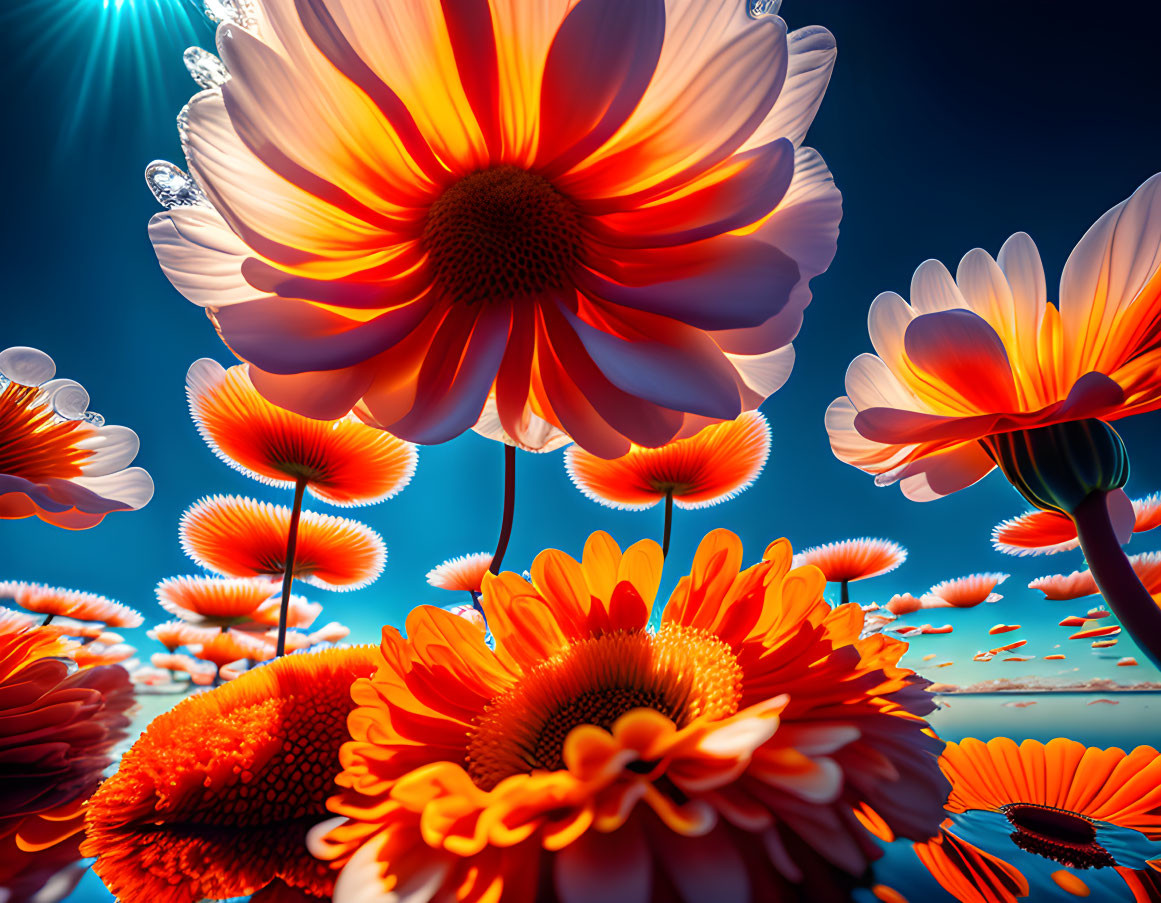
[423,165,582,306]
[1002,803,1117,869]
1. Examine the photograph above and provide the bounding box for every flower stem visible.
[489,444,517,575]
[275,477,307,658]
[841,579,850,606]
[469,590,485,620]
[1072,490,1161,669]
[662,489,674,558]
[40,613,54,627]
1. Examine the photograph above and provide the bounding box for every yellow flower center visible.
[1002,803,1116,869]
[423,165,581,306]
[466,624,743,790]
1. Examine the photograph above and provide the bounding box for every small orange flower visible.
[156,574,276,626]
[993,491,1161,556]
[72,642,137,668]
[0,580,143,628]
[189,629,274,670]
[313,530,947,902]
[1030,552,1161,601]
[0,620,134,902]
[82,647,380,903]
[913,737,1161,903]
[425,552,493,594]
[793,537,906,605]
[0,345,154,529]
[149,652,217,681]
[148,620,223,650]
[187,359,417,506]
[925,573,1009,608]
[248,595,324,630]
[180,495,385,590]
[564,411,771,510]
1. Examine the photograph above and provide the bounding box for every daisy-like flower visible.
[72,642,137,669]
[924,573,1009,609]
[913,737,1161,903]
[0,621,134,903]
[189,629,275,675]
[179,495,385,591]
[0,581,143,628]
[826,174,1161,664]
[187,359,417,506]
[155,574,276,627]
[149,0,842,459]
[566,411,771,554]
[426,552,493,595]
[1030,552,1161,602]
[0,345,153,529]
[82,647,380,903]
[148,620,221,651]
[312,529,947,902]
[149,651,217,681]
[992,491,1161,557]
[792,537,906,605]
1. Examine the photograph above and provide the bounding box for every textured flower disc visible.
[187,359,417,506]
[82,647,380,903]
[792,537,907,584]
[913,737,1161,901]
[179,495,385,590]
[564,411,771,509]
[926,573,1009,608]
[0,580,143,628]
[425,552,493,593]
[0,344,153,528]
[155,574,277,626]
[311,530,948,903]
[149,1,844,456]
[827,174,1161,502]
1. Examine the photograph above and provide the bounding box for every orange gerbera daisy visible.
[179,495,385,591]
[792,537,907,605]
[827,174,1161,665]
[0,580,143,628]
[312,530,948,903]
[156,574,276,627]
[0,621,134,903]
[993,491,1161,556]
[565,411,771,554]
[189,629,275,673]
[913,738,1161,903]
[1030,552,1161,602]
[187,359,417,506]
[0,344,153,529]
[149,0,842,457]
[922,573,1009,609]
[82,647,380,903]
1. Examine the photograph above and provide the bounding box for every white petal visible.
[910,258,967,314]
[745,25,836,149]
[77,426,141,477]
[70,468,155,510]
[726,344,795,397]
[0,346,55,386]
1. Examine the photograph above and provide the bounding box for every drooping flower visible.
[155,574,276,627]
[1030,552,1161,601]
[425,552,493,595]
[566,410,771,509]
[149,0,842,458]
[187,359,417,506]
[312,530,947,902]
[0,345,154,529]
[924,573,1009,609]
[0,581,143,628]
[82,647,380,903]
[912,737,1161,903]
[0,621,134,903]
[179,495,385,591]
[792,537,906,605]
[993,492,1161,556]
[826,174,1161,665]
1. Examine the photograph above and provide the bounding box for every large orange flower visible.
[180,494,386,590]
[148,0,842,457]
[992,492,1161,556]
[913,738,1161,903]
[0,580,143,628]
[187,358,417,506]
[0,345,153,528]
[313,530,947,902]
[82,647,380,903]
[0,620,134,903]
[564,410,771,509]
